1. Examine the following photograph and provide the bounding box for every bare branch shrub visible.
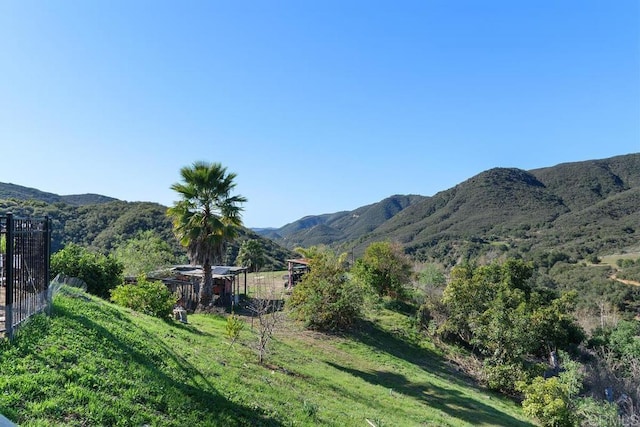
[247,282,284,364]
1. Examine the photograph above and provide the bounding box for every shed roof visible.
[287,258,310,266]
[171,265,247,278]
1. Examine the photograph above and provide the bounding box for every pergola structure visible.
[286,258,310,288]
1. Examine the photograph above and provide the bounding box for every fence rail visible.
[1,213,52,338]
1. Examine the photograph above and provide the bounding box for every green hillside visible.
[302,153,638,264]
[0,288,534,426]
[0,182,117,205]
[258,194,426,249]
[256,154,640,263]
[2,153,638,268]
[0,197,294,270]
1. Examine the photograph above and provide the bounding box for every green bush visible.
[352,241,412,299]
[288,248,364,331]
[575,398,621,427]
[483,362,528,394]
[517,352,583,427]
[110,275,178,319]
[608,320,640,358]
[51,244,123,298]
[518,376,575,427]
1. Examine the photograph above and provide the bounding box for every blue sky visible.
[1,1,638,228]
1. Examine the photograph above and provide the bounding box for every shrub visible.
[51,244,123,299]
[288,248,364,331]
[517,351,583,427]
[575,398,621,427]
[225,312,244,347]
[483,362,528,395]
[110,275,178,319]
[517,376,575,427]
[352,241,412,299]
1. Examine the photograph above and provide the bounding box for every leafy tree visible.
[235,239,265,272]
[50,243,123,298]
[111,274,178,318]
[440,262,499,342]
[528,291,585,356]
[114,230,180,276]
[352,241,413,298]
[167,161,247,308]
[608,320,640,358]
[441,259,584,392]
[518,376,575,427]
[288,247,364,331]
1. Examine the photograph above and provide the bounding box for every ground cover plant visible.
[0,286,534,426]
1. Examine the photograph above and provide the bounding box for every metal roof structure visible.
[170,265,248,278]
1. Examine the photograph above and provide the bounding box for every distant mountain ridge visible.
[0,182,117,205]
[2,153,638,267]
[0,183,295,269]
[257,153,640,264]
[258,194,426,248]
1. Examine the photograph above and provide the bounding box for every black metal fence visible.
[1,213,52,339]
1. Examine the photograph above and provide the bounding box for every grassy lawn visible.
[0,287,534,426]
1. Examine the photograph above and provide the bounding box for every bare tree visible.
[247,283,284,364]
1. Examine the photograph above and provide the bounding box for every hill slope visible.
[0,288,533,426]
[0,182,117,205]
[257,194,426,249]
[268,153,639,263]
[0,196,295,269]
[2,153,637,266]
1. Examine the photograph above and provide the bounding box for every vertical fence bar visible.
[45,216,51,314]
[5,213,13,339]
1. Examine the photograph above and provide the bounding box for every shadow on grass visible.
[350,319,459,382]
[327,362,534,427]
[48,298,284,426]
[344,319,535,426]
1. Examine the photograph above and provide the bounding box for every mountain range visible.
[0,182,118,206]
[255,153,640,265]
[1,153,638,268]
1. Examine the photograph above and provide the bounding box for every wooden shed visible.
[151,265,247,310]
[285,258,310,288]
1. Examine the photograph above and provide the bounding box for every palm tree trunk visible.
[199,259,213,308]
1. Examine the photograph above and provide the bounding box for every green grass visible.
[0,287,535,426]
[600,252,640,267]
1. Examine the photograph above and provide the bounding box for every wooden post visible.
[288,260,293,289]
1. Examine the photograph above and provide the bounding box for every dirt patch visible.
[611,274,640,287]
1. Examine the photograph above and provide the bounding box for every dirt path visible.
[611,274,640,287]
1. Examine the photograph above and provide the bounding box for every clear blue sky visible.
[1,1,638,228]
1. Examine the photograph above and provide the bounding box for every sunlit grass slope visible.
[0,288,534,426]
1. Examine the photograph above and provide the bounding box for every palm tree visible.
[236,239,265,273]
[167,161,247,308]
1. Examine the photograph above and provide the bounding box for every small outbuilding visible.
[285,258,310,289]
[151,265,248,311]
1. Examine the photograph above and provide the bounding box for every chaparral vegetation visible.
[1,154,639,426]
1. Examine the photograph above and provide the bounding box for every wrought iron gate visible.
[1,213,52,338]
